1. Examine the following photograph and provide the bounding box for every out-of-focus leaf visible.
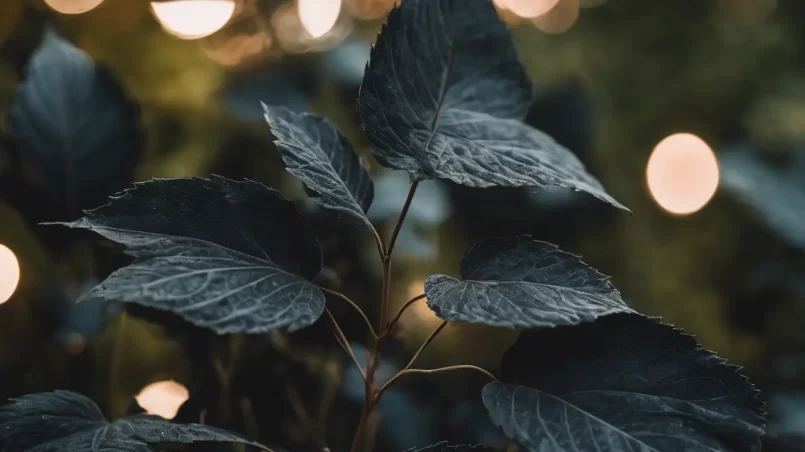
[0,390,269,452]
[51,176,325,334]
[719,147,805,251]
[359,0,626,210]
[51,278,122,344]
[484,313,765,452]
[320,39,371,86]
[9,29,143,209]
[425,236,631,328]
[263,106,374,226]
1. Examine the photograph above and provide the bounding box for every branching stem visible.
[384,293,427,338]
[386,181,419,258]
[325,308,366,380]
[320,287,378,340]
[376,365,498,397]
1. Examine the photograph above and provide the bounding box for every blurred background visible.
[1,0,804,451]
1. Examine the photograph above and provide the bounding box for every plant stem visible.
[386,181,419,257]
[384,293,427,338]
[403,320,447,371]
[376,365,498,396]
[325,308,366,380]
[320,287,378,339]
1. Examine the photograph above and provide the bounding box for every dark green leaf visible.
[359,0,626,210]
[483,313,765,452]
[263,105,374,226]
[51,176,324,333]
[0,390,269,452]
[407,442,495,452]
[9,29,143,209]
[425,236,632,328]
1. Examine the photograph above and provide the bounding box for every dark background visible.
[1,0,804,451]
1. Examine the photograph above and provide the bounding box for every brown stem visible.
[403,320,447,371]
[320,287,378,339]
[324,308,366,380]
[384,293,427,338]
[386,181,419,257]
[369,223,387,262]
[378,258,392,331]
[376,365,498,396]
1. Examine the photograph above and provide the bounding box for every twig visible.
[385,293,427,337]
[376,365,498,396]
[403,320,447,371]
[386,181,419,257]
[324,308,366,380]
[369,223,386,261]
[320,287,378,339]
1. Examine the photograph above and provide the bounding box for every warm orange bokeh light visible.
[150,0,236,40]
[135,380,190,419]
[298,0,342,38]
[532,0,580,34]
[495,0,559,18]
[0,244,20,305]
[647,133,720,215]
[44,0,105,14]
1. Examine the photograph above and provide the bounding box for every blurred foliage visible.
[2,0,805,450]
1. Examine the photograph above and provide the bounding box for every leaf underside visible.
[52,176,325,334]
[263,105,374,226]
[359,0,627,210]
[425,236,632,328]
[406,441,496,452]
[483,313,765,452]
[9,29,142,207]
[0,390,267,452]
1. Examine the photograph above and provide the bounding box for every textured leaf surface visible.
[425,236,631,328]
[483,313,765,452]
[359,0,626,210]
[53,176,324,333]
[263,105,374,225]
[0,390,268,452]
[9,29,142,208]
[407,442,495,452]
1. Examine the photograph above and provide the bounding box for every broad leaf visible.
[425,236,632,328]
[52,176,324,333]
[0,390,269,452]
[359,0,626,210]
[407,442,495,452]
[9,29,143,209]
[483,313,765,452]
[263,105,374,225]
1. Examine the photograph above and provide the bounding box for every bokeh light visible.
[150,0,236,40]
[532,0,580,34]
[494,0,559,19]
[44,0,106,14]
[298,0,342,38]
[647,133,720,215]
[135,380,190,419]
[0,244,20,305]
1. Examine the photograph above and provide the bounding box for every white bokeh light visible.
[135,380,190,420]
[0,244,20,305]
[298,0,342,38]
[647,133,720,215]
[45,0,106,14]
[495,0,559,18]
[150,0,236,40]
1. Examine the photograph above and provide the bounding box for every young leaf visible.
[407,442,495,452]
[425,236,632,328]
[51,176,325,333]
[359,0,627,211]
[9,29,143,209]
[263,105,374,226]
[483,313,765,452]
[0,390,270,452]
